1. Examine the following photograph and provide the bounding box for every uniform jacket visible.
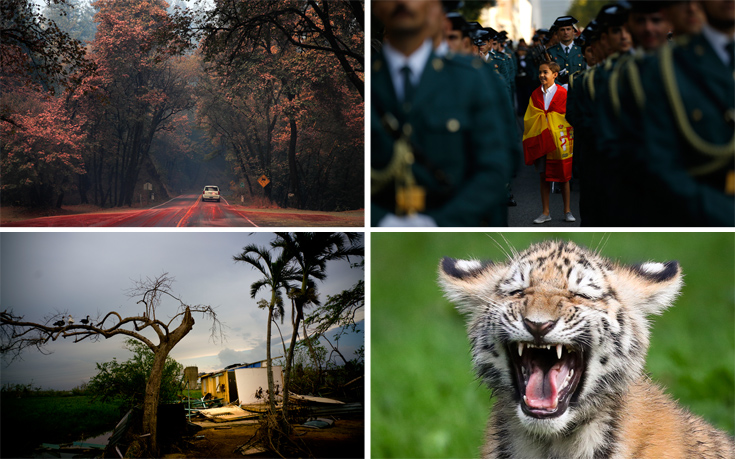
[371,50,514,227]
[547,42,585,84]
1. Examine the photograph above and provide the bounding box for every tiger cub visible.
[438,240,733,459]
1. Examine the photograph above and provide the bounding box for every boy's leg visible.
[562,181,571,214]
[540,174,551,215]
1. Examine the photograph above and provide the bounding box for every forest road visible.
[2,194,365,227]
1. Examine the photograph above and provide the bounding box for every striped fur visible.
[439,240,733,459]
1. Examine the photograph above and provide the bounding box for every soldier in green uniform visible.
[489,30,514,101]
[547,16,586,86]
[481,28,512,97]
[609,0,734,226]
[371,0,514,227]
[445,12,473,55]
[566,22,599,193]
[498,31,517,105]
[591,1,674,226]
[570,4,631,226]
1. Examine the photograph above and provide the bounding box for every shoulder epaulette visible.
[623,58,646,112]
[584,67,596,102]
[609,53,635,117]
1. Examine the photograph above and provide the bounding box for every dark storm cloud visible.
[0,232,364,390]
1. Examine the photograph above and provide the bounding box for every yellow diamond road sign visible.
[258,175,270,188]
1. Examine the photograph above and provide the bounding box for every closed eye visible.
[509,289,525,296]
[574,292,592,300]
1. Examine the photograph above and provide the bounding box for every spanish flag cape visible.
[522,84,574,182]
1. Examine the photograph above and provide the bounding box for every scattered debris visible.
[301,418,335,429]
[237,445,268,456]
[289,394,345,405]
[197,406,258,423]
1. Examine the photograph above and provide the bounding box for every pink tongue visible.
[525,362,569,410]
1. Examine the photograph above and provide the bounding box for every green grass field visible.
[371,232,734,458]
[0,395,123,456]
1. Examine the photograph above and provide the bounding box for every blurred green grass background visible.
[371,232,734,458]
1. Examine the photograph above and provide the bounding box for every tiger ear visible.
[616,261,683,316]
[438,257,499,314]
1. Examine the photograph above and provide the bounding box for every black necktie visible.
[726,41,734,70]
[565,46,570,56]
[401,66,414,103]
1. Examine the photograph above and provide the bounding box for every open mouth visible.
[508,342,585,418]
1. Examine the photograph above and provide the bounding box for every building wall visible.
[201,371,229,400]
[530,0,573,30]
[235,366,284,405]
[480,0,535,43]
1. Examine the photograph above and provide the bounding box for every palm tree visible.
[272,232,364,417]
[234,243,298,414]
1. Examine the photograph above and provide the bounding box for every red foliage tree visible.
[1,84,87,207]
[87,0,195,207]
[195,0,363,211]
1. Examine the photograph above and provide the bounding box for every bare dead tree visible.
[0,273,224,456]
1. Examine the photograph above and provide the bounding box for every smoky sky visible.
[0,232,364,390]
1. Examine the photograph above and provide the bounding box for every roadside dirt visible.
[228,208,364,227]
[163,418,364,459]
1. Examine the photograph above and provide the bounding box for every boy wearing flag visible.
[522,61,576,224]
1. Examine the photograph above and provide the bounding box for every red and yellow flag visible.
[522,85,574,182]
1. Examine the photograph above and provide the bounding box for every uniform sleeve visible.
[619,57,734,226]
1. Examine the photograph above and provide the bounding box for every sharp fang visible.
[523,395,528,405]
[518,342,525,357]
[556,344,563,360]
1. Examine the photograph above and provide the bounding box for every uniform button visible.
[432,58,444,71]
[446,119,461,132]
[691,109,703,122]
[403,124,413,136]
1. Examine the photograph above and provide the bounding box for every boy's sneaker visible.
[533,213,552,224]
[565,212,577,222]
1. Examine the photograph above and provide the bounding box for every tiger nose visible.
[523,319,557,340]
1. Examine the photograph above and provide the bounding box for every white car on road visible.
[202,186,221,202]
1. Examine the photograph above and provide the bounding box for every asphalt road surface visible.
[5,194,269,227]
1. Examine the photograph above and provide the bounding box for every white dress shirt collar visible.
[382,39,433,101]
[701,23,733,67]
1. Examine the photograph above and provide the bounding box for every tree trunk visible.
[140,308,195,455]
[142,346,167,454]
[281,300,302,420]
[287,101,300,209]
[266,297,276,414]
